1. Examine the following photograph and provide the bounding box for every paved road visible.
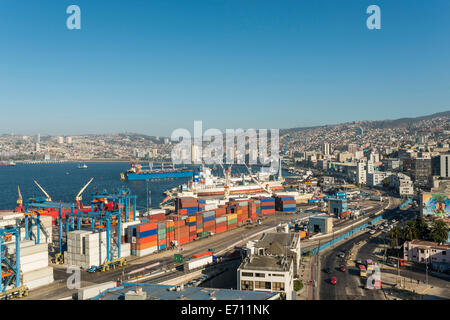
[318,197,406,300]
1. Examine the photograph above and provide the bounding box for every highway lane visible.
[318,197,405,300]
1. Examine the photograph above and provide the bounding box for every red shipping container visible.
[136,222,157,233]
[136,241,157,250]
[136,234,158,243]
[281,200,296,205]
[192,251,212,259]
[216,226,227,233]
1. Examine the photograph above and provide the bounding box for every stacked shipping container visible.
[275,196,297,212]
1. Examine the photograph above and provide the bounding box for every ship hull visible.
[127,170,193,180]
[196,185,284,196]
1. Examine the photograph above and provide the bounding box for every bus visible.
[359,264,367,277]
[366,259,374,272]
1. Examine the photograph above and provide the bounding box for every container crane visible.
[278,134,290,181]
[76,178,94,209]
[243,163,272,194]
[33,180,52,202]
[16,185,23,213]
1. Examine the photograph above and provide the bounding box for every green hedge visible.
[294,280,304,291]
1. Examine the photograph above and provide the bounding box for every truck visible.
[87,257,127,273]
[184,255,213,271]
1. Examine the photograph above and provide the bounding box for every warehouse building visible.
[93,283,279,300]
[328,199,348,217]
[308,216,333,234]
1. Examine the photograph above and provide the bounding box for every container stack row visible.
[275,196,297,212]
[65,230,131,267]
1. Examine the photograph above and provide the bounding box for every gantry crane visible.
[0,226,28,299]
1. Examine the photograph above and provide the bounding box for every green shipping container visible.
[227,218,237,225]
[158,233,166,241]
[174,254,183,263]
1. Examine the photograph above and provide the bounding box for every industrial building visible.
[308,216,333,234]
[328,198,348,217]
[93,283,279,300]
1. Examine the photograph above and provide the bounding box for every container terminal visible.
[0,168,393,301]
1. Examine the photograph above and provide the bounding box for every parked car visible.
[340,265,346,272]
[369,230,376,235]
[330,276,337,285]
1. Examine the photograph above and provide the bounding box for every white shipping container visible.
[135,246,157,257]
[21,259,49,273]
[78,281,117,300]
[23,275,54,290]
[186,255,213,270]
[22,266,54,282]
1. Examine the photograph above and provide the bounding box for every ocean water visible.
[0,162,287,211]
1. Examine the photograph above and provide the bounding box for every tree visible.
[389,226,402,247]
[429,220,449,244]
[414,216,430,240]
[402,221,418,241]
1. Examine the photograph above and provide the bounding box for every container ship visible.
[162,166,284,202]
[121,162,194,181]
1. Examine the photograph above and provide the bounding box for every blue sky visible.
[0,0,449,136]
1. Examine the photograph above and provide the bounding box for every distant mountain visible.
[282,110,450,134]
[367,111,450,129]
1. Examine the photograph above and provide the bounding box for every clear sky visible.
[0,0,449,136]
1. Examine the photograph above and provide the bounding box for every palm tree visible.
[402,221,418,241]
[429,220,449,244]
[389,226,402,247]
[414,216,430,240]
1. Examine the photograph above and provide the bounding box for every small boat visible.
[78,164,88,169]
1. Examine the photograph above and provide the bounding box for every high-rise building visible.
[36,133,40,144]
[403,158,432,188]
[432,154,450,178]
[57,136,64,144]
[66,136,73,144]
[356,161,366,185]
[322,143,330,156]
[366,159,374,174]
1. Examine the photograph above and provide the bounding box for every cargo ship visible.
[0,161,16,166]
[121,162,194,181]
[163,166,284,201]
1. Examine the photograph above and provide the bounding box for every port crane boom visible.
[76,178,94,202]
[33,180,52,202]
